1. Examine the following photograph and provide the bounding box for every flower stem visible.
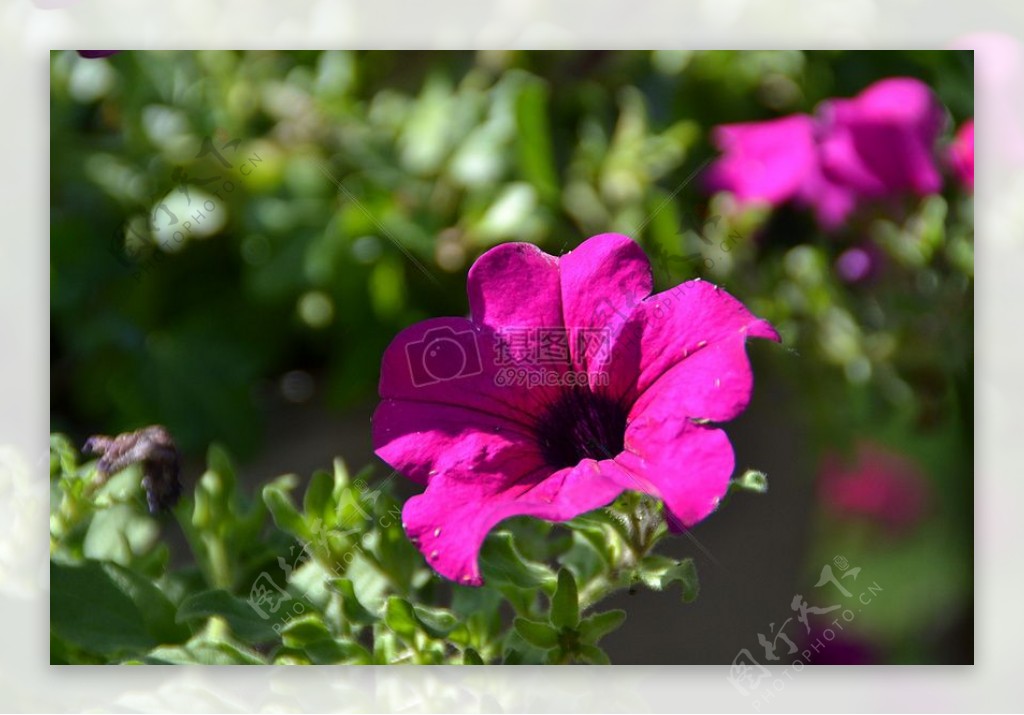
[202,533,233,590]
[578,496,668,609]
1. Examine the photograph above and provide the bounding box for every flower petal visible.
[609,280,778,404]
[629,333,761,424]
[798,167,859,230]
[468,242,563,331]
[402,459,625,585]
[377,316,561,425]
[614,417,736,529]
[559,233,653,377]
[704,114,818,205]
[949,119,974,192]
[818,77,944,197]
[373,399,541,485]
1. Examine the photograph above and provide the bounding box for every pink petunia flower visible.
[817,77,945,200]
[949,119,974,191]
[818,442,930,532]
[703,115,819,206]
[373,233,778,585]
[706,77,946,230]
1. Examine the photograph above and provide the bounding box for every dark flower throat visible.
[536,387,628,470]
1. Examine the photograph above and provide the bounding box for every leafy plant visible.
[49,432,754,665]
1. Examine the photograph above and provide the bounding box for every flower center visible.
[535,387,628,470]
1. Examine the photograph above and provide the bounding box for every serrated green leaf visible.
[578,609,626,642]
[177,589,281,643]
[550,568,579,629]
[513,617,558,649]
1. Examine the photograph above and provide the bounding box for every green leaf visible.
[513,617,558,649]
[579,609,626,642]
[515,78,559,202]
[451,584,503,644]
[83,504,159,566]
[50,433,78,478]
[304,638,372,665]
[660,558,700,603]
[277,614,371,664]
[544,646,568,665]
[262,484,308,540]
[383,596,458,641]
[577,644,611,665]
[503,648,525,665]
[462,647,484,665]
[567,509,629,566]
[479,532,557,591]
[303,469,334,522]
[177,589,282,643]
[328,577,379,626]
[331,458,352,497]
[280,614,332,647]
[635,553,676,590]
[145,637,265,665]
[189,445,240,532]
[383,596,419,641]
[550,568,579,629]
[206,444,238,493]
[412,605,458,638]
[372,626,401,664]
[50,560,189,659]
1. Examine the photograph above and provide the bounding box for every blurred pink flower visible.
[834,243,883,284]
[373,234,778,585]
[949,119,974,191]
[818,442,930,532]
[817,78,945,200]
[704,115,819,205]
[707,77,946,230]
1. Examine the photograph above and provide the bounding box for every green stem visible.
[578,502,668,610]
[202,533,233,590]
